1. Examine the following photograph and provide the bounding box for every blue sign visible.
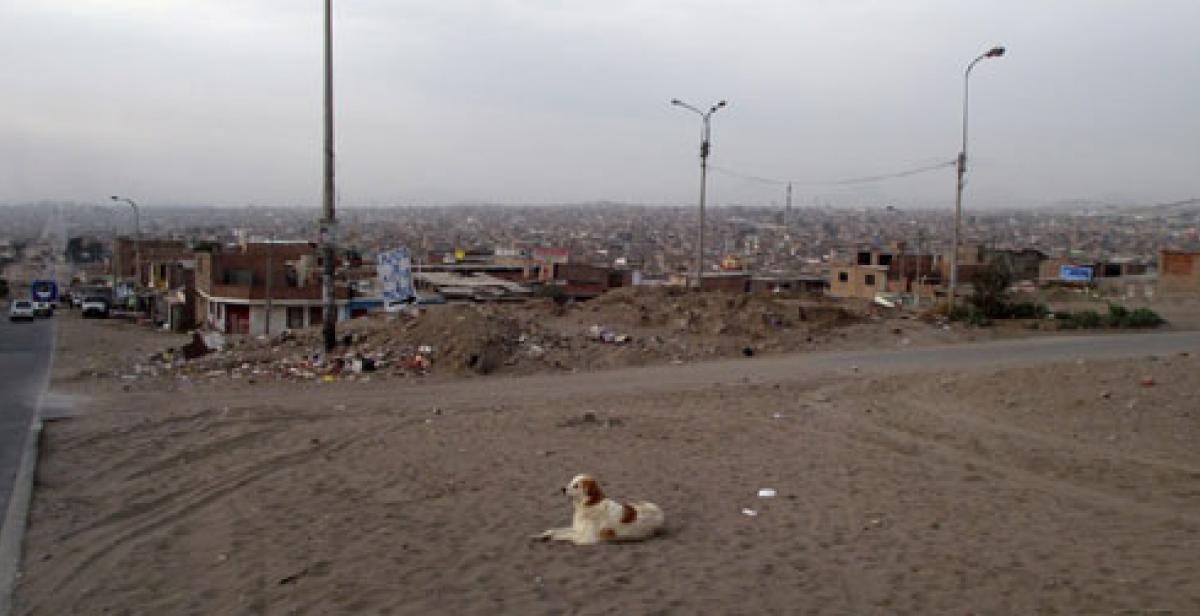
[30,279,58,302]
[377,248,415,301]
[1059,265,1093,282]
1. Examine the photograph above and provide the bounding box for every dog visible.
[532,474,665,545]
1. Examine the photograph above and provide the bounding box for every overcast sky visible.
[2,0,1198,209]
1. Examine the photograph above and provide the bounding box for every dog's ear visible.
[580,478,604,506]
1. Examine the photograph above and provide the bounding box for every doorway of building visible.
[225,304,250,335]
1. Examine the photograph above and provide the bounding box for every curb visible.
[0,419,42,616]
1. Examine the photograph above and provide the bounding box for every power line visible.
[709,159,955,187]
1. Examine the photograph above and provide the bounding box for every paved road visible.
[468,330,1200,404]
[195,330,1200,411]
[0,315,55,529]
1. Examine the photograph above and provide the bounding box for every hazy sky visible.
[2,0,1198,209]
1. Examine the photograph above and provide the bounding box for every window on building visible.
[838,272,849,283]
[878,254,893,267]
[865,274,876,286]
[286,307,305,329]
[857,252,872,265]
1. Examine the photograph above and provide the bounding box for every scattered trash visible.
[587,324,631,344]
[201,331,226,351]
[1140,376,1155,388]
[180,332,210,360]
[757,488,776,498]
[740,508,758,517]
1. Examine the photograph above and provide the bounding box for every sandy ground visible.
[12,311,1200,614]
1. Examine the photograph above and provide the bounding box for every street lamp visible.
[671,98,727,289]
[948,45,1004,313]
[110,195,142,290]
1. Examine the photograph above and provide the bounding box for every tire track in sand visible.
[50,423,386,592]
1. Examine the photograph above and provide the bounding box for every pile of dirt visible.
[177,304,530,380]
[99,291,901,386]
[580,286,863,336]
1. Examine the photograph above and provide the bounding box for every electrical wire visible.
[709,159,955,187]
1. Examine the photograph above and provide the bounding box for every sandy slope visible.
[12,315,1200,615]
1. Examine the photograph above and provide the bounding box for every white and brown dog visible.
[533,474,665,545]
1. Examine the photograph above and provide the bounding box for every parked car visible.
[9,300,35,322]
[81,296,110,318]
[32,300,54,317]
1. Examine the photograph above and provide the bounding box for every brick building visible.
[111,237,192,285]
[1158,250,1200,296]
[194,242,350,335]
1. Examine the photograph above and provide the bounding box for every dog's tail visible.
[636,501,665,532]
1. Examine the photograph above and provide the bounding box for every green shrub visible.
[1009,301,1049,319]
[1125,307,1165,328]
[1054,312,1078,329]
[949,305,992,327]
[1074,310,1102,328]
[1053,310,1103,329]
[1106,304,1130,327]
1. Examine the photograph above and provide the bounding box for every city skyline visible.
[2,1,1198,209]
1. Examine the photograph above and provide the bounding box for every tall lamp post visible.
[671,98,727,289]
[319,0,338,353]
[110,195,142,290]
[949,45,1004,313]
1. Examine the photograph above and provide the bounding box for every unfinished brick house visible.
[194,242,350,336]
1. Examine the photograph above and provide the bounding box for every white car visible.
[81,296,110,318]
[32,300,54,317]
[9,300,35,322]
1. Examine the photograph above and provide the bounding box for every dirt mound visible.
[101,291,907,387]
[583,286,861,338]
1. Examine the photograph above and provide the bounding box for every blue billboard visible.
[377,247,415,301]
[1059,265,1093,282]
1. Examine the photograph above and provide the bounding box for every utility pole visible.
[320,0,337,352]
[785,182,793,225]
[265,236,274,336]
[670,98,727,289]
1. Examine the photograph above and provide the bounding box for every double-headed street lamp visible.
[948,45,1005,312]
[671,98,727,289]
[110,195,142,289]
